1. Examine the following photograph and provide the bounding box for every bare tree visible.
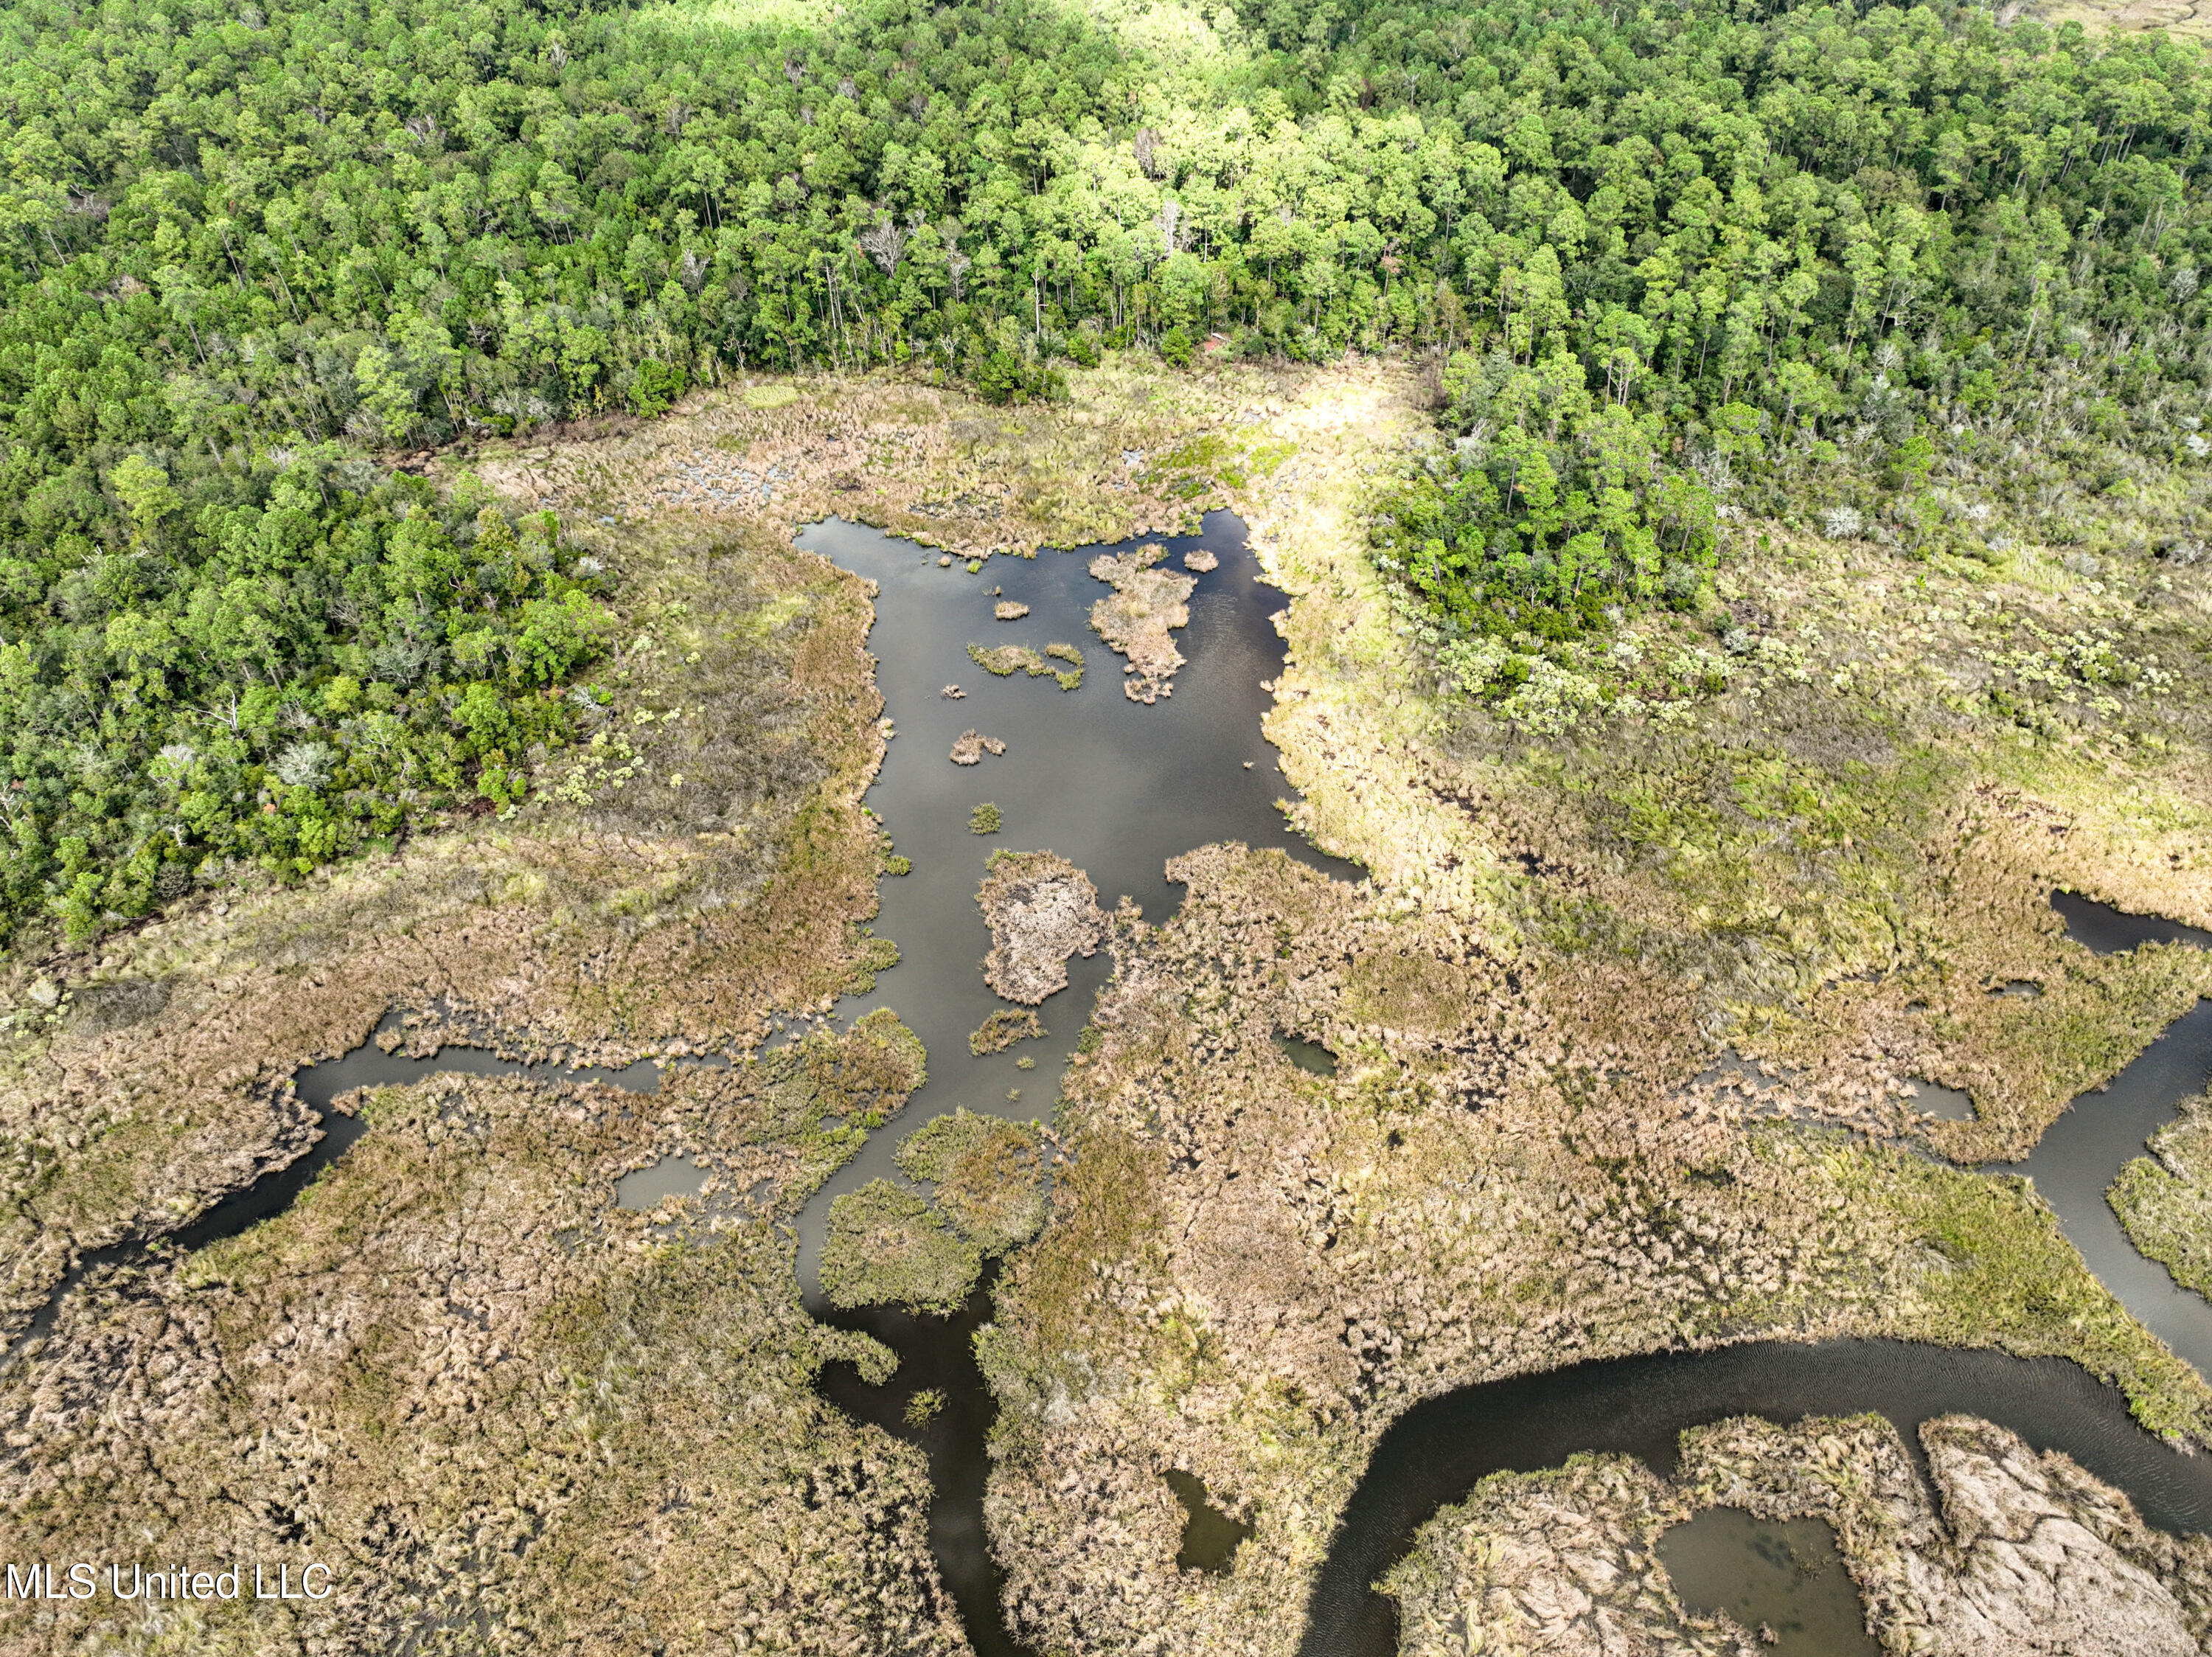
[859,212,908,277]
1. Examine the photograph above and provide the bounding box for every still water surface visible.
[790,512,1353,1296]
[796,516,2212,1657]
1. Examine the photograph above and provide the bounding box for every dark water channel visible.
[173,1015,665,1253]
[8,1017,664,1362]
[791,511,1354,1298]
[815,1271,1022,1657]
[794,512,1344,1657]
[786,518,2212,1657]
[1988,892,2212,1375]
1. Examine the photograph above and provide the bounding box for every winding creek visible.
[13,511,2212,1655]
[791,510,2212,1656]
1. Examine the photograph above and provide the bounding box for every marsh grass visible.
[897,1108,1050,1253]
[820,1178,982,1312]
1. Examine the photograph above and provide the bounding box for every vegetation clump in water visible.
[1046,642,1087,689]
[950,729,1007,766]
[970,643,1037,676]
[2110,1089,2212,1302]
[977,851,1108,1004]
[970,1008,1047,1056]
[1088,545,1196,704]
[969,802,1003,835]
[896,1108,1049,1253]
[967,642,1085,690]
[820,1178,984,1313]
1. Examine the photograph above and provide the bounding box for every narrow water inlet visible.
[812,1268,1039,1657]
[8,1015,668,1358]
[176,1016,668,1252]
[1165,1470,1253,1572]
[790,510,1349,1657]
[1997,998,2212,1375]
[2053,889,2212,955]
[784,516,2212,1657]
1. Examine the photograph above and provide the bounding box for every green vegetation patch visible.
[970,1007,1046,1056]
[969,802,1003,835]
[897,1108,1048,1253]
[796,1008,928,1133]
[819,1178,982,1313]
[1046,642,1087,689]
[2110,1091,2212,1302]
[1835,1138,2209,1442]
[846,934,901,993]
[0,465,613,945]
[967,642,1084,689]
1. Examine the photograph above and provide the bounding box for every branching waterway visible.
[7,1013,666,1364]
[790,511,1353,1299]
[1997,894,2212,1375]
[794,513,2212,1657]
[18,515,2212,1657]
[794,511,1345,1656]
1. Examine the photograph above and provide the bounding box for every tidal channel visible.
[796,509,2212,1657]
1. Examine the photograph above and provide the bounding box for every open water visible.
[795,513,2212,1657]
[789,511,1354,1296]
[21,513,2212,1657]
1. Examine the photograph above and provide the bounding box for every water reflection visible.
[1273,1033,1339,1077]
[791,512,1356,1300]
[616,1153,711,1211]
[1165,1470,1253,1572]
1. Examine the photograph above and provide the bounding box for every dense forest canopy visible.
[0,0,2208,941]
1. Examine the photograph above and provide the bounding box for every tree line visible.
[1,0,2208,938]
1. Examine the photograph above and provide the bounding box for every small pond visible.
[1658,1507,1879,1656]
